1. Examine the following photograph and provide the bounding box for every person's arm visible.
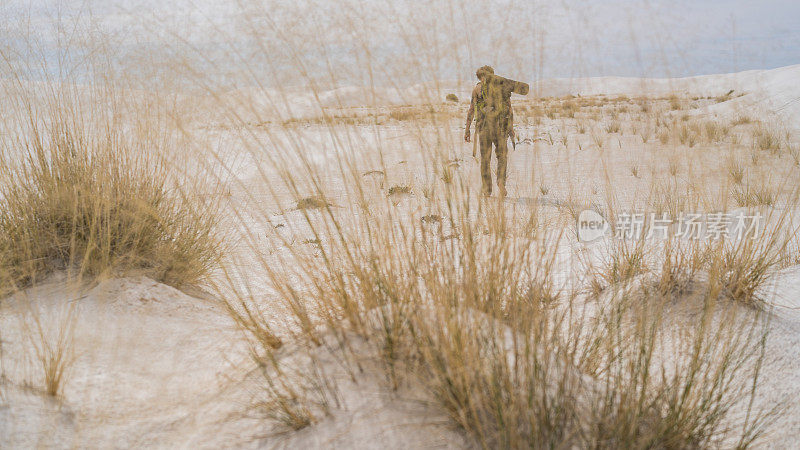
[465,84,479,142]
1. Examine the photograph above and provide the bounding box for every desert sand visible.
[1,64,800,448]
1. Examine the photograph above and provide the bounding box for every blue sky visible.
[2,0,798,85]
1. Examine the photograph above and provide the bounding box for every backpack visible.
[475,81,488,122]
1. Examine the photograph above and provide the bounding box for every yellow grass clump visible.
[0,118,221,292]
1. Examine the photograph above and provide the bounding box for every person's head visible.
[476,65,494,82]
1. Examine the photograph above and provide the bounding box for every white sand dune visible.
[2,64,800,447]
[0,276,468,448]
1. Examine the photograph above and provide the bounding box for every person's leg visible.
[479,129,493,196]
[495,125,508,197]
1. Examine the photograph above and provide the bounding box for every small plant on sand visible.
[726,159,746,185]
[668,95,683,110]
[295,195,331,210]
[254,359,333,431]
[636,123,652,143]
[22,306,77,397]
[733,184,776,207]
[790,145,800,166]
[709,228,788,308]
[649,182,696,219]
[703,120,729,143]
[388,108,417,121]
[714,90,734,103]
[750,151,760,166]
[605,120,621,134]
[421,214,442,224]
[387,184,412,196]
[445,93,458,102]
[657,128,671,145]
[440,163,455,184]
[668,157,680,177]
[594,241,648,292]
[753,126,782,153]
[561,100,578,118]
[678,123,698,147]
[655,238,709,296]
[591,130,605,149]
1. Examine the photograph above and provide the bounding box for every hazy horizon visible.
[2,0,798,87]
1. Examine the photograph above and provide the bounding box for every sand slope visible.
[0,276,468,448]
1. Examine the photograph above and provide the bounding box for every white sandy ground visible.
[0,275,469,448]
[2,64,800,447]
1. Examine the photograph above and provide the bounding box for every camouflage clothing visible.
[479,113,509,197]
[465,81,486,134]
[465,81,513,137]
[465,71,518,196]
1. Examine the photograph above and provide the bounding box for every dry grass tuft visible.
[387,184,412,196]
[753,126,783,153]
[657,128,671,144]
[703,119,729,143]
[727,159,746,185]
[668,95,683,110]
[710,231,787,308]
[0,121,220,292]
[790,145,800,166]
[593,241,647,292]
[295,195,331,210]
[25,308,76,397]
[678,122,699,147]
[733,185,776,207]
[654,239,708,295]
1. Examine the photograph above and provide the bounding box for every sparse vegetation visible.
[753,126,783,152]
[224,163,778,446]
[733,184,776,207]
[669,95,683,110]
[1,6,797,446]
[715,89,735,103]
[21,305,77,397]
[657,128,671,144]
[710,221,788,308]
[387,184,412,196]
[703,120,729,143]
[727,159,746,185]
[295,195,332,210]
[678,122,699,147]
